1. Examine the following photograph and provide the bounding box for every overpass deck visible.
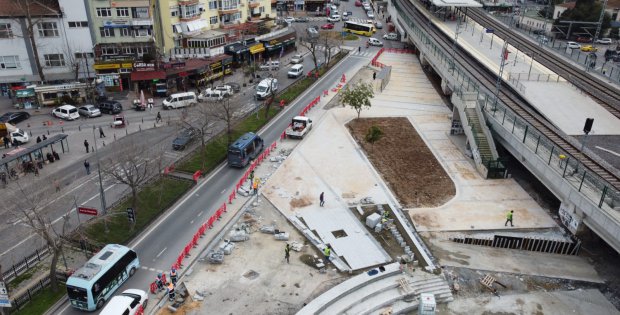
[433,15,620,138]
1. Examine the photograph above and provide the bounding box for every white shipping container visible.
[418,293,436,315]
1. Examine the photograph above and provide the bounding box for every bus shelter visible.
[0,134,69,182]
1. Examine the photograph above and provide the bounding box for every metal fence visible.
[2,245,50,283]
[7,271,68,314]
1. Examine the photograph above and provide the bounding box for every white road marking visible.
[190,219,194,224]
[596,146,620,157]
[149,268,156,271]
[155,247,167,258]
[220,189,226,194]
[197,211,203,217]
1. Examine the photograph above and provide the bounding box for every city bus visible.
[343,21,376,36]
[227,132,264,167]
[66,244,140,311]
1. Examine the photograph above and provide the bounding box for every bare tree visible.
[181,101,217,170]
[100,141,157,227]
[297,35,321,80]
[319,32,342,68]
[5,182,72,293]
[209,97,244,145]
[12,0,62,83]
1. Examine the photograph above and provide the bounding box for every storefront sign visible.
[162,62,186,69]
[94,63,121,70]
[179,71,188,77]
[15,88,35,98]
[250,43,265,54]
[269,39,280,45]
[133,62,155,72]
[210,61,222,70]
[122,63,133,68]
[103,20,130,28]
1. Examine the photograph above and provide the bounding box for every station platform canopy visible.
[429,0,483,8]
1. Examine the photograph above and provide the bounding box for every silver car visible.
[78,104,101,118]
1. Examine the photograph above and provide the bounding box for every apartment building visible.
[153,0,274,58]
[86,0,156,90]
[0,0,95,90]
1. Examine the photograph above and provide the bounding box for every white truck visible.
[285,116,313,139]
[0,123,29,146]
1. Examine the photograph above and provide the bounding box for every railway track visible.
[466,8,620,118]
[395,0,620,190]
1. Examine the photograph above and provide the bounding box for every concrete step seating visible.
[343,277,453,315]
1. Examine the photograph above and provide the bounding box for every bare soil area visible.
[347,117,455,208]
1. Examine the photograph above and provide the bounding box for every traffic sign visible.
[0,281,11,307]
[486,29,494,33]
[78,206,98,216]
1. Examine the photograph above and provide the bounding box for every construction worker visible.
[155,273,164,292]
[285,243,290,264]
[252,178,259,195]
[167,282,175,301]
[323,245,331,263]
[504,210,514,227]
[170,267,178,286]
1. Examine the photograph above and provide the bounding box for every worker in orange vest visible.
[167,282,175,301]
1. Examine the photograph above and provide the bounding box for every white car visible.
[383,33,398,40]
[284,17,295,24]
[595,38,613,45]
[366,11,375,18]
[213,85,234,96]
[51,105,80,121]
[327,15,340,22]
[99,289,148,315]
[291,54,304,64]
[368,37,383,46]
[567,41,581,49]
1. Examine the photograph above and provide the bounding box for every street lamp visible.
[92,126,108,233]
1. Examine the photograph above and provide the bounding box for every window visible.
[220,0,239,11]
[121,47,134,54]
[96,7,112,17]
[0,23,13,38]
[74,52,94,58]
[173,24,181,33]
[120,28,132,37]
[101,46,118,55]
[0,56,21,69]
[209,1,218,10]
[134,7,149,18]
[68,21,88,28]
[44,54,65,67]
[170,6,179,17]
[100,27,114,37]
[119,68,131,73]
[38,22,59,37]
[181,4,200,18]
[116,7,129,17]
[134,29,151,37]
[210,16,218,25]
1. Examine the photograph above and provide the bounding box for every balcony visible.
[131,19,152,26]
[248,1,261,8]
[179,0,199,4]
[218,6,240,14]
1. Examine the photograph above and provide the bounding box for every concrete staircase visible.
[297,263,453,315]
[464,107,493,163]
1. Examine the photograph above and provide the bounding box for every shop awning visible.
[250,44,265,54]
[130,71,166,81]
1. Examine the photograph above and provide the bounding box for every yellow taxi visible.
[580,45,598,52]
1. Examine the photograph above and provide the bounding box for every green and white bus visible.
[343,21,376,36]
[66,244,140,311]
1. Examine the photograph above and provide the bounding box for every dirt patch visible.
[347,117,455,207]
[290,197,312,208]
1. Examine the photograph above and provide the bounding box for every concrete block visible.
[193,294,204,301]
[366,213,381,228]
[274,232,289,241]
[374,223,383,233]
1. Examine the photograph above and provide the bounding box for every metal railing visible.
[2,245,50,283]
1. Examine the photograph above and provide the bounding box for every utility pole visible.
[493,42,510,111]
[450,15,463,74]
[594,0,608,42]
[92,126,108,233]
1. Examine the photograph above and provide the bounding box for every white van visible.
[255,78,279,100]
[259,60,280,71]
[163,92,197,109]
[288,64,304,78]
[198,88,224,102]
[99,289,147,315]
[51,105,80,121]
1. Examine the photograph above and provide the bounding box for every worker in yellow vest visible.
[323,245,331,263]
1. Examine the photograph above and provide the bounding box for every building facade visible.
[0,0,95,89]
[153,0,274,58]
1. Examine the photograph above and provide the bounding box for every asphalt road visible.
[52,46,374,314]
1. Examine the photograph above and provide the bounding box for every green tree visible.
[365,125,383,152]
[558,0,612,36]
[339,80,374,119]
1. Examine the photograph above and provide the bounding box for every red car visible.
[355,0,362,6]
[321,23,334,29]
[576,36,592,43]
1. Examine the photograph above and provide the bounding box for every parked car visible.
[0,111,30,124]
[342,12,350,21]
[259,60,280,71]
[595,38,613,44]
[296,17,309,22]
[580,45,598,52]
[355,0,362,6]
[566,41,581,50]
[383,33,398,40]
[51,105,80,121]
[198,89,225,102]
[288,64,304,78]
[368,37,383,46]
[575,36,592,43]
[375,21,383,29]
[98,100,123,114]
[213,85,234,96]
[363,3,371,11]
[604,49,618,61]
[532,29,546,35]
[284,17,295,24]
[78,105,101,118]
[327,15,340,22]
[172,128,198,150]
[321,23,334,29]
[224,82,241,93]
[99,289,148,315]
[307,27,319,38]
[291,54,304,64]
[366,11,375,18]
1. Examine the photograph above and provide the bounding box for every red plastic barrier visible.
[149,282,157,294]
[184,244,191,257]
[192,233,199,247]
[271,142,277,149]
[323,90,328,96]
[222,203,227,212]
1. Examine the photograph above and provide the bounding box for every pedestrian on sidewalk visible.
[249,170,254,183]
[84,160,90,175]
[42,135,47,141]
[36,136,41,143]
[54,178,61,192]
[358,46,361,53]
[156,111,162,123]
[320,192,325,207]
[99,126,106,138]
[373,72,376,80]
[504,210,514,227]
[284,243,290,263]
[3,136,9,149]
[84,139,89,153]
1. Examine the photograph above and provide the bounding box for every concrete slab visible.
[441,289,620,315]
[425,237,604,283]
